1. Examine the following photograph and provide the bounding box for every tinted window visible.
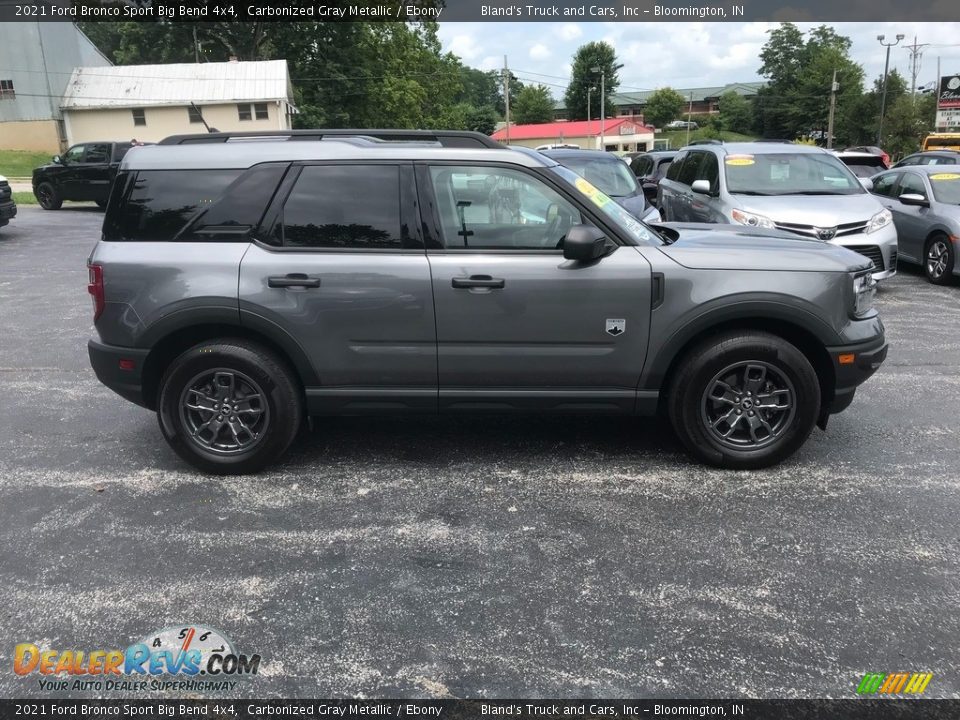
[695,152,719,191]
[897,155,921,166]
[430,165,582,250]
[108,169,242,241]
[665,152,687,181]
[932,156,959,165]
[677,152,705,186]
[724,152,862,195]
[84,144,110,163]
[278,165,406,249]
[655,158,673,178]
[179,163,289,241]
[871,172,900,197]
[632,156,653,177]
[64,145,85,163]
[898,173,927,197]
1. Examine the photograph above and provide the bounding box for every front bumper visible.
[823,335,888,416]
[88,339,151,409]
[829,223,897,281]
[0,200,16,223]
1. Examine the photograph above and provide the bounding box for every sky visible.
[437,22,960,97]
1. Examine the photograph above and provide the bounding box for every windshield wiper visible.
[730,190,774,196]
[791,190,850,195]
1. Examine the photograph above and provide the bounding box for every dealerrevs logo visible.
[13,625,260,692]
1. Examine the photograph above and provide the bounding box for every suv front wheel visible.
[668,332,820,469]
[157,339,303,474]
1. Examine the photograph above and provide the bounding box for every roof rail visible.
[158,129,503,149]
[753,139,795,143]
[687,139,723,146]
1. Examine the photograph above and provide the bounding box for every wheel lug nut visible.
[748,411,755,416]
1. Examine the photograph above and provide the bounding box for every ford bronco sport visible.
[87,130,888,474]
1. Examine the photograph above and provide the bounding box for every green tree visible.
[512,84,554,125]
[718,90,752,134]
[882,93,937,159]
[644,87,686,129]
[754,23,864,143]
[564,41,622,121]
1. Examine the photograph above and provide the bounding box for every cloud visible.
[529,43,551,60]
[558,23,582,41]
[447,34,481,61]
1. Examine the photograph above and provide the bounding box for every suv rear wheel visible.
[157,339,303,474]
[668,331,820,469]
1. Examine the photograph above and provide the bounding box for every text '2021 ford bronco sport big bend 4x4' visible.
[87,130,888,474]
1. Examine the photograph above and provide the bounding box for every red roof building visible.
[491,117,655,152]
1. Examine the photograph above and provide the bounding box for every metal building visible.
[0,22,111,151]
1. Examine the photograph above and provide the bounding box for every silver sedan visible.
[870,165,960,284]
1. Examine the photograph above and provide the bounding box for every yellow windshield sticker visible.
[930,173,960,181]
[575,177,611,208]
[725,156,755,166]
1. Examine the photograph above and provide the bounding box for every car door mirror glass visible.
[53,155,62,165]
[563,224,607,261]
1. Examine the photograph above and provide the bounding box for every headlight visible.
[852,272,877,316]
[866,208,892,234]
[731,208,775,229]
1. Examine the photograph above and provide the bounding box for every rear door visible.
[76,143,113,202]
[419,163,652,413]
[240,162,437,414]
[658,150,688,219]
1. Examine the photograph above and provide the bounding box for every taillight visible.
[87,263,104,321]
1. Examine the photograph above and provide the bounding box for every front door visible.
[239,162,437,414]
[59,144,86,198]
[420,163,652,413]
[75,143,113,202]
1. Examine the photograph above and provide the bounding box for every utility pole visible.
[826,69,838,149]
[502,56,510,144]
[904,36,929,96]
[587,86,592,146]
[592,66,605,150]
[686,91,693,145]
[877,33,905,145]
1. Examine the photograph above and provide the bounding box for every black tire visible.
[35,182,62,210]
[157,339,303,474]
[924,234,955,285]
[667,331,820,469]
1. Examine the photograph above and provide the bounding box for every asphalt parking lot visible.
[0,206,958,699]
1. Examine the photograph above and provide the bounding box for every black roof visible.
[158,129,502,149]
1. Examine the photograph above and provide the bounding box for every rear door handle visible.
[451,275,505,289]
[268,273,321,289]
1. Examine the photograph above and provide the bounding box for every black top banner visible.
[1,699,959,719]
[1,0,960,22]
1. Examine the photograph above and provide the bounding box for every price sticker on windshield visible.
[930,173,960,181]
[575,177,611,208]
[725,155,755,166]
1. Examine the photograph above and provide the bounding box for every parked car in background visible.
[534,143,580,151]
[843,145,890,167]
[33,141,141,210]
[658,142,898,280]
[0,174,16,230]
[869,165,960,284]
[892,150,960,168]
[541,148,660,223]
[665,120,698,130]
[87,129,887,473]
[629,150,677,207]
[835,150,888,178]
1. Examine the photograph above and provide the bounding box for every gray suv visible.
[658,142,898,280]
[87,130,888,474]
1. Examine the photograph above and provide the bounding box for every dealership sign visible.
[936,76,960,128]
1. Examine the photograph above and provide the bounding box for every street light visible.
[877,33,905,145]
[591,65,605,150]
[587,85,595,140]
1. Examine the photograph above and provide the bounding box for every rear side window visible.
[275,165,410,249]
[665,152,687,181]
[104,169,242,241]
[677,152,705,186]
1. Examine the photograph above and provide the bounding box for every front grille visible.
[889,248,898,270]
[774,219,870,239]
[845,244,884,272]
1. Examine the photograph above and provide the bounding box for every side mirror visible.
[691,179,713,195]
[52,155,62,165]
[563,224,608,261]
[899,193,929,207]
[859,177,874,191]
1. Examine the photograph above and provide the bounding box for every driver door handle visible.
[268,273,321,289]
[452,275,505,289]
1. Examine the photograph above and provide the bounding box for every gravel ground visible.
[0,206,958,699]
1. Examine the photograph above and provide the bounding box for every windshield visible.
[724,152,864,195]
[549,165,658,245]
[555,156,639,197]
[928,172,960,204]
